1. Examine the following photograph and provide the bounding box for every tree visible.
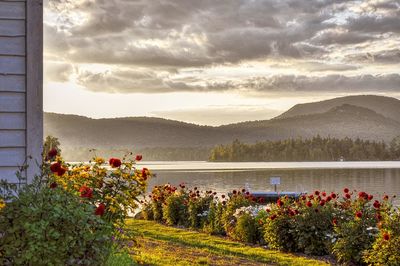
[390,136,400,159]
[43,135,61,158]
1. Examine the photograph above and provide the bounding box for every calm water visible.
[137,161,400,204]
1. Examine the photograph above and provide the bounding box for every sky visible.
[43,0,400,126]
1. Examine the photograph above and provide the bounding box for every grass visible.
[125,219,330,266]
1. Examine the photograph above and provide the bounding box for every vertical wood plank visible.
[26,0,43,183]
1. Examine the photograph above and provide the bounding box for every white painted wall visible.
[0,0,43,184]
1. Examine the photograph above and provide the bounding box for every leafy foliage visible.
[0,180,112,265]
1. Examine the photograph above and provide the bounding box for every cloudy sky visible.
[44,0,400,125]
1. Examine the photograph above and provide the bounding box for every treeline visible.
[209,136,400,162]
[61,147,211,162]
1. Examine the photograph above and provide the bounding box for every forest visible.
[209,136,400,162]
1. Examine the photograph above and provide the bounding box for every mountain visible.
[44,95,400,160]
[277,95,400,123]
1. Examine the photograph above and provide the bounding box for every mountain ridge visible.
[44,95,400,159]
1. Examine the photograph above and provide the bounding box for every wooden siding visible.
[0,0,42,183]
[0,0,29,183]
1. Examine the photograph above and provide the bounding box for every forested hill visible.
[209,137,400,162]
[276,95,400,122]
[44,95,400,160]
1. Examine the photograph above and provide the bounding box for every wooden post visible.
[26,0,43,183]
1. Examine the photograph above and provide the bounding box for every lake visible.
[137,161,400,204]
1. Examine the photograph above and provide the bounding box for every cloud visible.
[44,0,400,95]
[44,61,74,82]
[346,49,400,64]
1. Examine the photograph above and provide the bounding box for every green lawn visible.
[125,219,330,266]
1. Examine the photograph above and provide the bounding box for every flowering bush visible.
[263,197,299,252]
[204,200,225,235]
[331,189,380,264]
[221,189,255,236]
[0,178,112,265]
[141,184,400,264]
[232,205,266,243]
[0,149,149,265]
[294,191,337,255]
[188,188,215,229]
[364,202,400,265]
[48,153,149,228]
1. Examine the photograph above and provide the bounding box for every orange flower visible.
[79,186,93,198]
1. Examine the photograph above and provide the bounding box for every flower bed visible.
[0,149,149,265]
[141,184,399,265]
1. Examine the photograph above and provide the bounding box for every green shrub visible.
[188,193,213,229]
[233,212,259,243]
[221,191,253,235]
[204,200,225,235]
[332,193,379,264]
[263,198,298,252]
[163,193,189,226]
[294,196,336,255]
[0,183,112,265]
[364,210,400,265]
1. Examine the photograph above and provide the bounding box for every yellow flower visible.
[0,199,6,209]
[94,157,105,165]
[80,172,90,179]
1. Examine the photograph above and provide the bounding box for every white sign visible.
[270,176,281,185]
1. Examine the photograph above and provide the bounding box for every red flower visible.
[57,167,67,176]
[331,193,337,199]
[306,201,312,208]
[95,203,106,216]
[344,188,349,194]
[270,214,277,220]
[266,208,271,212]
[79,186,93,198]
[355,211,362,218]
[373,200,381,209]
[326,196,332,202]
[135,155,143,161]
[222,200,226,205]
[345,193,351,199]
[142,168,148,179]
[314,190,320,196]
[221,195,226,199]
[50,162,61,173]
[368,194,373,201]
[332,219,338,226]
[109,158,122,168]
[277,199,284,207]
[50,182,57,189]
[383,233,390,241]
[48,148,58,159]
[319,199,326,206]
[322,192,326,197]
[358,191,368,200]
